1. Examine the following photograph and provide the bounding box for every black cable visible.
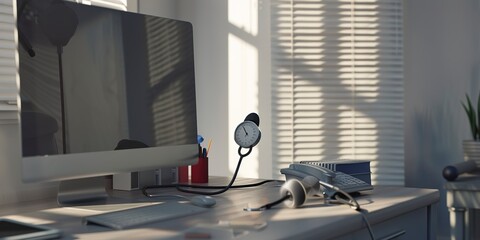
[332,192,376,239]
[176,147,246,195]
[333,191,360,210]
[319,181,360,210]
[243,194,290,211]
[358,209,376,240]
[142,179,277,193]
[142,146,279,197]
[323,183,374,240]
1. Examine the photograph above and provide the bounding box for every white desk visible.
[0,177,439,240]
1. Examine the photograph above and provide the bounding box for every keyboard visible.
[83,202,207,230]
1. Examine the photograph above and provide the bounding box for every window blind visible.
[0,0,128,124]
[271,0,404,185]
[73,0,127,11]
[0,0,18,123]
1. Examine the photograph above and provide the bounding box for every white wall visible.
[138,0,273,179]
[404,0,480,238]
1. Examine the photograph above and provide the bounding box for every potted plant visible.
[461,93,480,167]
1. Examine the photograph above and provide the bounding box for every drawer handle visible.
[380,230,406,240]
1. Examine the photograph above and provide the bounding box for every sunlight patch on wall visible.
[228,0,258,36]
[228,33,259,178]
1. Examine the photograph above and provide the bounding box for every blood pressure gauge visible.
[234,120,261,148]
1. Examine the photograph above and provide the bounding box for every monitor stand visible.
[57,176,110,206]
[56,176,161,212]
[56,169,170,207]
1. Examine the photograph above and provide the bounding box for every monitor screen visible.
[17,0,198,183]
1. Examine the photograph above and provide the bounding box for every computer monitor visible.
[16,0,198,203]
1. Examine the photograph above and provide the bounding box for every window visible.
[271,0,404,185]
[71,0,128,10]
[0,0,18,124]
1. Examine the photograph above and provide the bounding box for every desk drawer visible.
[338,207,428,240]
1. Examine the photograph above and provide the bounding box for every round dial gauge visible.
[234,121,261,148]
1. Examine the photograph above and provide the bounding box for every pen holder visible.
[191,156,208,183]
[178,165,189,183]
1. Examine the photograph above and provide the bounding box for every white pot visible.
[463,140,480,168]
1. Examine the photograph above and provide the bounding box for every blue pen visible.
[197,135,204,144]
[202,148,207,158]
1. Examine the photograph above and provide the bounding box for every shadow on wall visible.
[407,103,464,238]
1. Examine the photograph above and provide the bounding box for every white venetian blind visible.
[271,0,404,185]
[0,0,128,124]
[72,0,127,11]
[0,0,18,123]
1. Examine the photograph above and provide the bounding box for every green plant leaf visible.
[473,112,478,141]
[463,94,477,140]
[477,91,480,140]
[467,95,478,140]
[461,102,474,139]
